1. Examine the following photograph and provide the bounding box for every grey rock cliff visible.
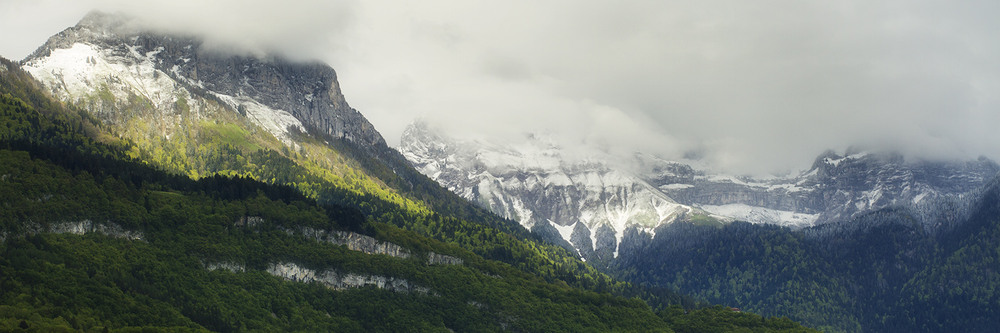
[24,11,385,147]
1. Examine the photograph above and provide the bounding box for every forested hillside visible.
[614,188,1000,332]
[0,55,817,331]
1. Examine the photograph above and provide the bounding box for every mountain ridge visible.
[23,11,385,148]
[4,13,749,330]
[400,120,1000,332]
[401,121,999,261]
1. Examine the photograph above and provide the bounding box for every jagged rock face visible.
[400,122,693,260]
[22,11,384,147]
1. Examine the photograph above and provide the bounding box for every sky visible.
[2,0,999,174]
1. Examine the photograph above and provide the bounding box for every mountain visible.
[9,9,566,293]
[400,121,1000,332]
[0,65,674,331]
[22,11,382,148]
[17,11,412,209]
[402,122,700,263]
[18,11,513,233]
[614,172,1000,332]
[652,149,998,228]
[401,122,998,259]
[1,12,824,332]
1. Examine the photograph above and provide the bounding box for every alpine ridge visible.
[401,121,1000,261]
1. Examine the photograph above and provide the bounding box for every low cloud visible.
[337,1,1000,174]
[1,0,356,61]
[4,0,999,174]
[101,0,357,61]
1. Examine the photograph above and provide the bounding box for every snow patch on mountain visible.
[24,41,307,147]
[823,152,871,168]
[661,183,694,190]
[23,42,185,113]
[700,204,818,228]
[551,220,577,241]
[212,92,305,146]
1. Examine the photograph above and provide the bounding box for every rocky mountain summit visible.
[401,122,1000,260]
[22,11,384,147]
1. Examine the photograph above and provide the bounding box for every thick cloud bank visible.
[3,0,998,173]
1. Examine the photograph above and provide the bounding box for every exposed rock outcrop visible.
[426,252,463,265]
[285,226,412,259]
[286,226,464,265]
[47,220,144,240]
[204,261,246,273]
[267,262,432,294]
[0,220,143,244]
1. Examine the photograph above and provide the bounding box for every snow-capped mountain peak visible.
[402,122,698,260]
[22,11,385,149]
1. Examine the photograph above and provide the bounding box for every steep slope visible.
[402,122,700,262]
[17,12,523,238]
[14,10,607,297]
[18,11,423,215]
[8,11,724,324]
[402,122,998,237]
[400,118,1000,332]
[17,11,657,299]
[892,175,1000,331]
[1,55,818,332]
[615,174,1000,333]
[23,11,382,147]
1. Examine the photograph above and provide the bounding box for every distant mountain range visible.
[401,121,998,262]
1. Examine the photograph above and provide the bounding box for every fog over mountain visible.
[3,0,998,174]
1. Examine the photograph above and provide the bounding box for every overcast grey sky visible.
[2,0,998,174]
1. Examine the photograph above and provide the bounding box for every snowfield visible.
[699,204,818,228]
[24,42,304,147]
